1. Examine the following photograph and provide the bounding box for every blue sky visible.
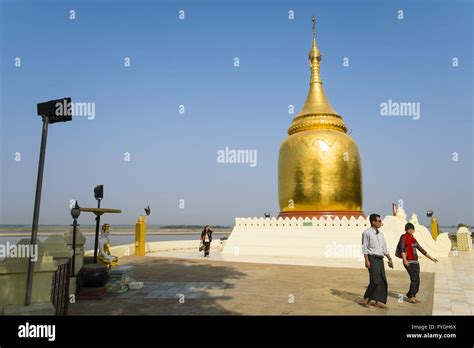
[0,0,472,227]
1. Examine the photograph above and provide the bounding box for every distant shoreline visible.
[0,224,468,229]
[0,223,469,238]
[0,225,232,229]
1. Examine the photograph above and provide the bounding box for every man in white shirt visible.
[361,213,393,309]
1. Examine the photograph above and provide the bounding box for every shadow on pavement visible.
[69,256,247,315]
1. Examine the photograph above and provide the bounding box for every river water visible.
[0,233,230,252]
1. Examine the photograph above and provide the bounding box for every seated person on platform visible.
[98,223,118,268]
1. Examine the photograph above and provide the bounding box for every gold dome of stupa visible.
[278,16,364,219]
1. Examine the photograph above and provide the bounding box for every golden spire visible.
[288,15,347,135]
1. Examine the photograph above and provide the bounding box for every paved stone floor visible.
[433,251,474,315]
[148,248,438,272]
[117,281,228,299]
[69,256,434,315]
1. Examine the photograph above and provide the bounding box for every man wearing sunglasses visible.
[361,213,393,309]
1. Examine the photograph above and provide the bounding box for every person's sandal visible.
[408,297,417,304]
[375,302,388,309]
[414,298,421,303]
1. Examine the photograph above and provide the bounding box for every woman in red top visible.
[399,223,438,304]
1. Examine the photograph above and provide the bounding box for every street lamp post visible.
[93,185,103,263]
[70,201,81,276]
[25,97,72,306]
[427,210,439,240]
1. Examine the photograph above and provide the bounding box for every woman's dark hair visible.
[405,223,415,231]
[369,214,381,225]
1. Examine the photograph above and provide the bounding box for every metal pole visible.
[25,116,49,306]
[71,219,79,276]
[93,199,101,263]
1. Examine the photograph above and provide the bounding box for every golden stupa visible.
[278,16,363,219]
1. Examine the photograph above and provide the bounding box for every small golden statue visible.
[98,223,118,268]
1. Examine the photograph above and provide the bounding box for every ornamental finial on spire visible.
[309,15,321,63]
